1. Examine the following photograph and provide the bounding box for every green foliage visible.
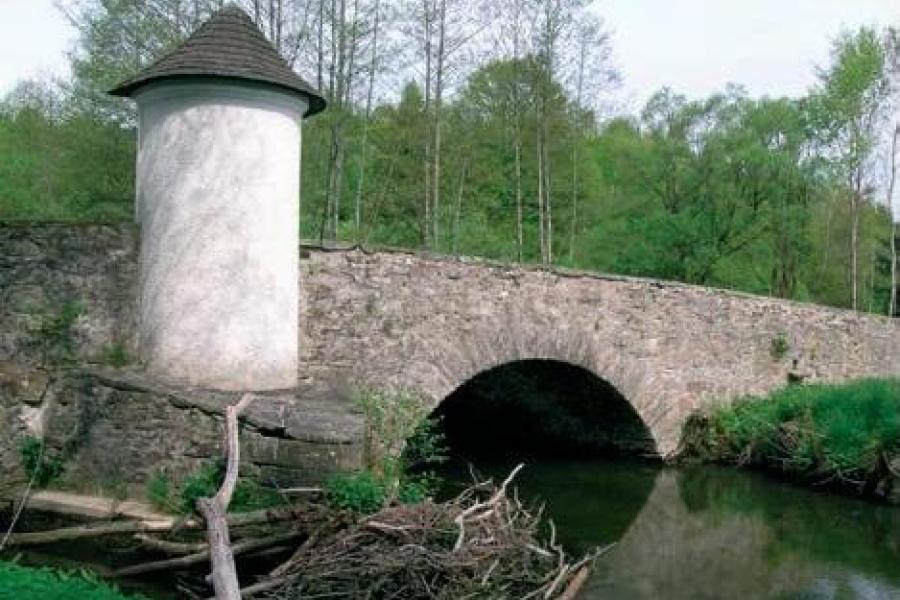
[178,460,223,514]
[324,471,387,514]
[396,477,431,505]
[146,470,176,513]
[688,379,900,480]
[97,342,132,367]
[29,301,83,366]
[19,436,64,487]
[355,387,447,495]
[1,11,896,316]
[0,561,147,600]
[145,461,282,515]
[324,470,435,514]
[769,334,790,360]
[321,388,447,514]
[0,80,134,221]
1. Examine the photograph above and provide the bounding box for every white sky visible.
[599,0,900,109]
[0,0,73,93]
[2,0,899,103]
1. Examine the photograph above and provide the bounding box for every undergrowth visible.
[146,462,282,515]
[18,436,64,487]
[682,378,900,488]
[324,388,447,514]
[0,561,146,600]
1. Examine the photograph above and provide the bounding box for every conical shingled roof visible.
[109,4,325,117]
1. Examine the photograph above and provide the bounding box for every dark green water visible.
[440,459,900,600]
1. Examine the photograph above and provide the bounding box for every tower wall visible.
[134,80,306,390]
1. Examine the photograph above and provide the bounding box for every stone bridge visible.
[299,246,899,456]
[2,224,899,470]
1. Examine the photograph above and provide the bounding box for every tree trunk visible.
[569,31,586,264]
[452,157,468,255]
[422,0,433,248]
[354,0,380,241]
[851,172,861,310]
[268,0,276,49]
[537,126,545,264]
[543,118,553,265]
[569,142,577,264]
[432,0,446,251]
[316,0,324,90]
[512,0,523,263]
[889,123,898,317]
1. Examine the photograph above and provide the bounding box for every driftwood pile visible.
[251,464,611,600]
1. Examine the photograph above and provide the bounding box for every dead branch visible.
[196,393,253,600]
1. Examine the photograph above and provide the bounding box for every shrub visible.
[146,470,176,512]
[174,460,282,515]
[29,301,83,366]
[769,333,790,360]
[354,387,447,501]
[19,436,64,487]
[179,460,223,513]
[325,471,386,514]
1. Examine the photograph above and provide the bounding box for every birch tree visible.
[812,28,890,310]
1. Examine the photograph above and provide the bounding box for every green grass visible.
[684,379,900,483]
[0,561,146,600]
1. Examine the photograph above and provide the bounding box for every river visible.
[438,459,900,600]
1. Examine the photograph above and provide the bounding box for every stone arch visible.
[359,308,690,457]
[433,358,656,458]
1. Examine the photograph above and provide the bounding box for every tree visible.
[810,27,890,310]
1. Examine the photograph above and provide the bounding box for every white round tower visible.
[111,6,325,391]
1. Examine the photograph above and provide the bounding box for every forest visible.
[0,0,898,316]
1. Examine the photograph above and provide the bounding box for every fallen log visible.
[115,531,301,577]
[134,534,207,556]
[5,520,179,547]
[2,507,300,548]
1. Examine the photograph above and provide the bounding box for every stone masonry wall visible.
[0,223,139,367]
[1,223,898,481]
[299,247,900,456]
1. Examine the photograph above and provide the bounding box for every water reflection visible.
[444,461,900,600]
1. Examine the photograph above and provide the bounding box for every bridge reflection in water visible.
[429,359,900,600]
[587,467,900,599]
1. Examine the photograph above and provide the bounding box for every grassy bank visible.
[0,561,145,600]
[681,378,900,503]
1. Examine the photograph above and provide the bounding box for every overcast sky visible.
[601,0,900,108]
[2,0,899,104]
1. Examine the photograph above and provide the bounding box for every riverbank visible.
[680,378,900,504]
[0,467,601,599]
